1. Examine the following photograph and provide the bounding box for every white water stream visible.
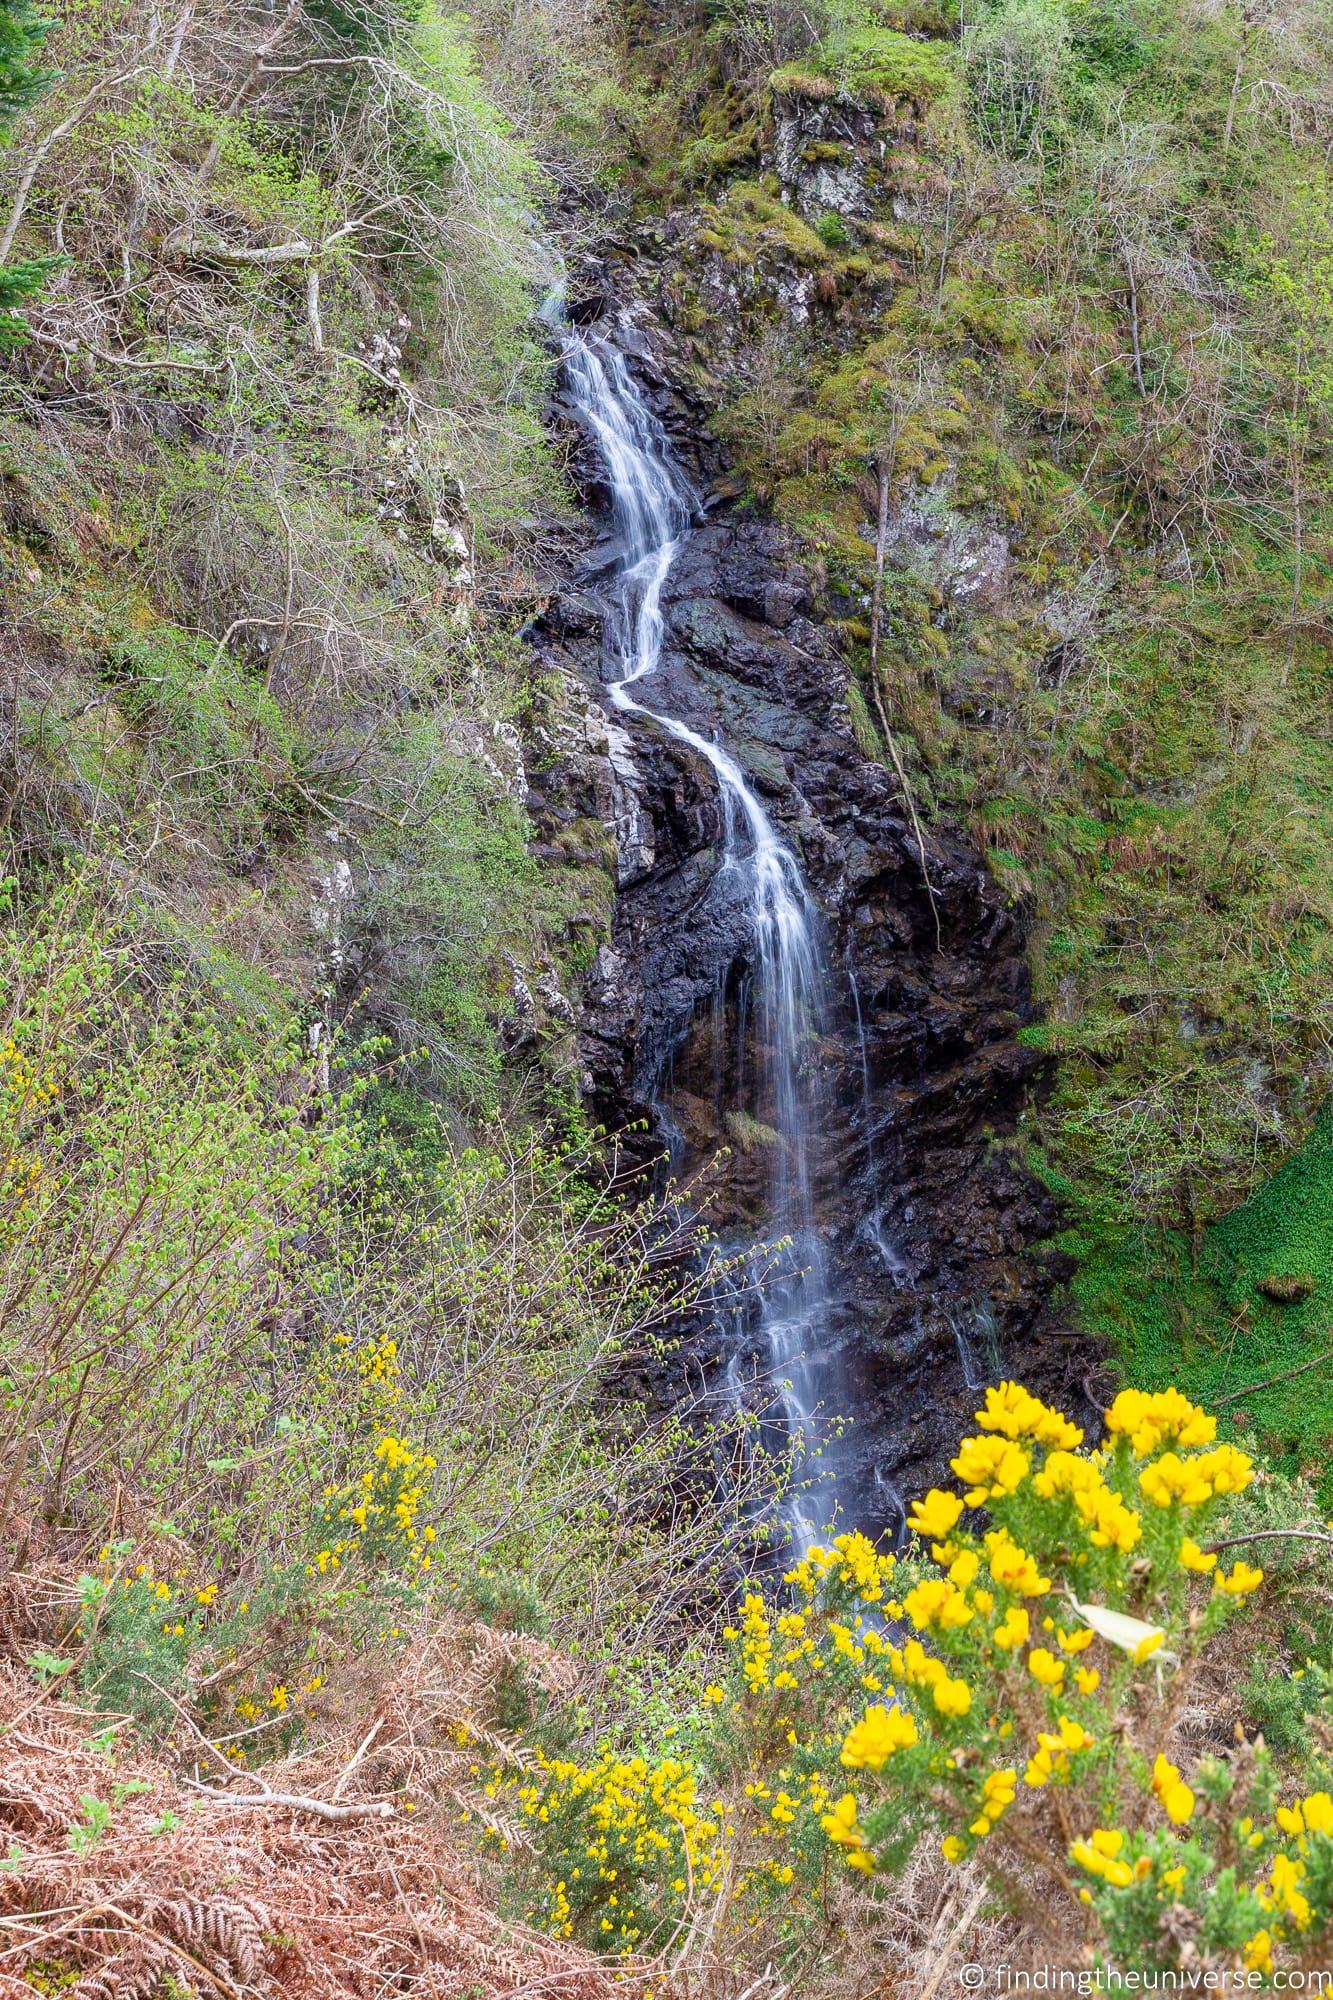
[557,322,859,1557]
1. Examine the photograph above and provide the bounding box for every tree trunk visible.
[1222,22,1251,161]
[869,457,891,675]
[1123,250,1147,395]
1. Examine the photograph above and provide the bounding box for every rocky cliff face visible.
[521,285,1095,1511]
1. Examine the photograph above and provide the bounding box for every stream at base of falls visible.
[554,315,866,1560]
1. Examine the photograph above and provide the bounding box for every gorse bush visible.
[498,1383,1333,1982]
[802,1386,1268,1921]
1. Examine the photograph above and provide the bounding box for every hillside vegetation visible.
[1,0,1333,1993]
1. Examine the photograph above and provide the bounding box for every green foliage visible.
[102,619,298,847]
[1071,1116,1333,1501]
[359,708,550,1110]
[697,180,834,266]
[303,0,427,49]
[962,0,1075,159]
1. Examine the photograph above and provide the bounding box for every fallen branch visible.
[30,328,224,375]
[1207,1527,1333,1555]
[185,1777,395,1822]
[871,668,943,951]
[915,1882,989,2000]
[1214,1348,1333,1408]
[330,1714,387,1802]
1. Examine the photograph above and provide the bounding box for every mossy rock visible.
[695,182,831,268]
[1257,1271,1316,1304]
[770,28,952,114]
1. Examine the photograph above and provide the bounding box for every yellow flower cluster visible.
[316,1432,439,1576]
[0,1038,61,1210]
[1139,1444,1253,1508]
[840,1703,918,1771]
[0,1037,60,1107]
[887,1638,972,1718]
[1072,1826,1141,1889]
[985,1529,1049,1596]
[969,1767,1017,1837]
[1215,1558,1263,1597]
[1150,1754,1195,1825]
[351,1332,402,1402]
[902,1577,973,1633]
[975,1381,1084,1450]
[821,1791,875,1874]
[1028,1646,1065,1688]
[951,1433,1030,1504]
[1023,1714,1096,1789]
[1276,1790,1333,1838]
[907,1487,964,1545]
[802,1382,1271,1887]
[786,1533,897,1603]
[1105,1388,1216,1455]
[736,1592,774,1692]
[1262,1852,1312,1932]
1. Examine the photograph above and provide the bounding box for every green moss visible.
[846,676,881,757]
[695,182,832,267]
[1058,1116,1333,1498]
[771,28,953,112]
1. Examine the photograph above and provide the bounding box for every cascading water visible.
[557,319,858,1557]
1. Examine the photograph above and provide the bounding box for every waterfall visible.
[557,322,859,1558]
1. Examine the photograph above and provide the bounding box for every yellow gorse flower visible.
[975,1381,1084,1450]
[985,1528,1050,1596]
[902,1577,974,1633]
[1074,1482,1142,1553]
[1105,1388,1216,1456]
[1024,1715,1095,1788]
[1215,1558,1263,1597]
[1150,1754,1195,1825]
[951,1432,1030,1505]
[993,1605,1030,1651]
[907,1487,965,1543]
[1027,1646,1066,1688]
[1073,1827,1134,1889]
[840,1703,918,1771]
[968,1766,1017,1836]
[1276,1791,1333,1839]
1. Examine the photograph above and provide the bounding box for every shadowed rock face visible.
[525,315,1093,1512]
